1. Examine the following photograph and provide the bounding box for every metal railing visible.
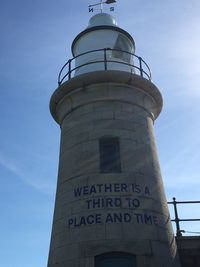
[168,197,200,237]
[58,48,152,86]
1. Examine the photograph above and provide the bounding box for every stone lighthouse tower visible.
[47,12,180,267]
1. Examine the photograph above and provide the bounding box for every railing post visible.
[173,197,182,237]
[138,57,143,77]
[58,70,62,86]
[104,48,107,71]
[68,59,72,80]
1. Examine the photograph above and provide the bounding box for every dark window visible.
[99,137,121,173]
[95,252,137,267]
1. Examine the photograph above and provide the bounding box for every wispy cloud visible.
[161,137,200,194]
[0,152,55,195]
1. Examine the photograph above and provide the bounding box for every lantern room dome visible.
[87,13,118,28]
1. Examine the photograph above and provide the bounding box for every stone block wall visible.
[48,71,180,267]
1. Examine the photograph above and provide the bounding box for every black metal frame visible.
[168,197,200,236]
[58,48,152,86]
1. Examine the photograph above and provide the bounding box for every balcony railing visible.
[168,197,200,237]
[58,48,152,86]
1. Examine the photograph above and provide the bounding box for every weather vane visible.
[88,0,117,13]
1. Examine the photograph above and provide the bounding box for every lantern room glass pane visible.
[112,34,132,63]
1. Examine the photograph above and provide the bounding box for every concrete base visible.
[176,236,200,267]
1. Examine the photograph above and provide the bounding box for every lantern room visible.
[71,13,135,76]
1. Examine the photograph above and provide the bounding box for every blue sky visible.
[1,0,200,266]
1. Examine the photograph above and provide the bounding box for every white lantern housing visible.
[72,13,135,76]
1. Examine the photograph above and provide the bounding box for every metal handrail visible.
[168,197,200,237]
[58,48,152,86]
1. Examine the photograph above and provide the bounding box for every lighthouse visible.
[47,10,180,267]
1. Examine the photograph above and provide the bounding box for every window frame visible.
[95,252,137,267]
